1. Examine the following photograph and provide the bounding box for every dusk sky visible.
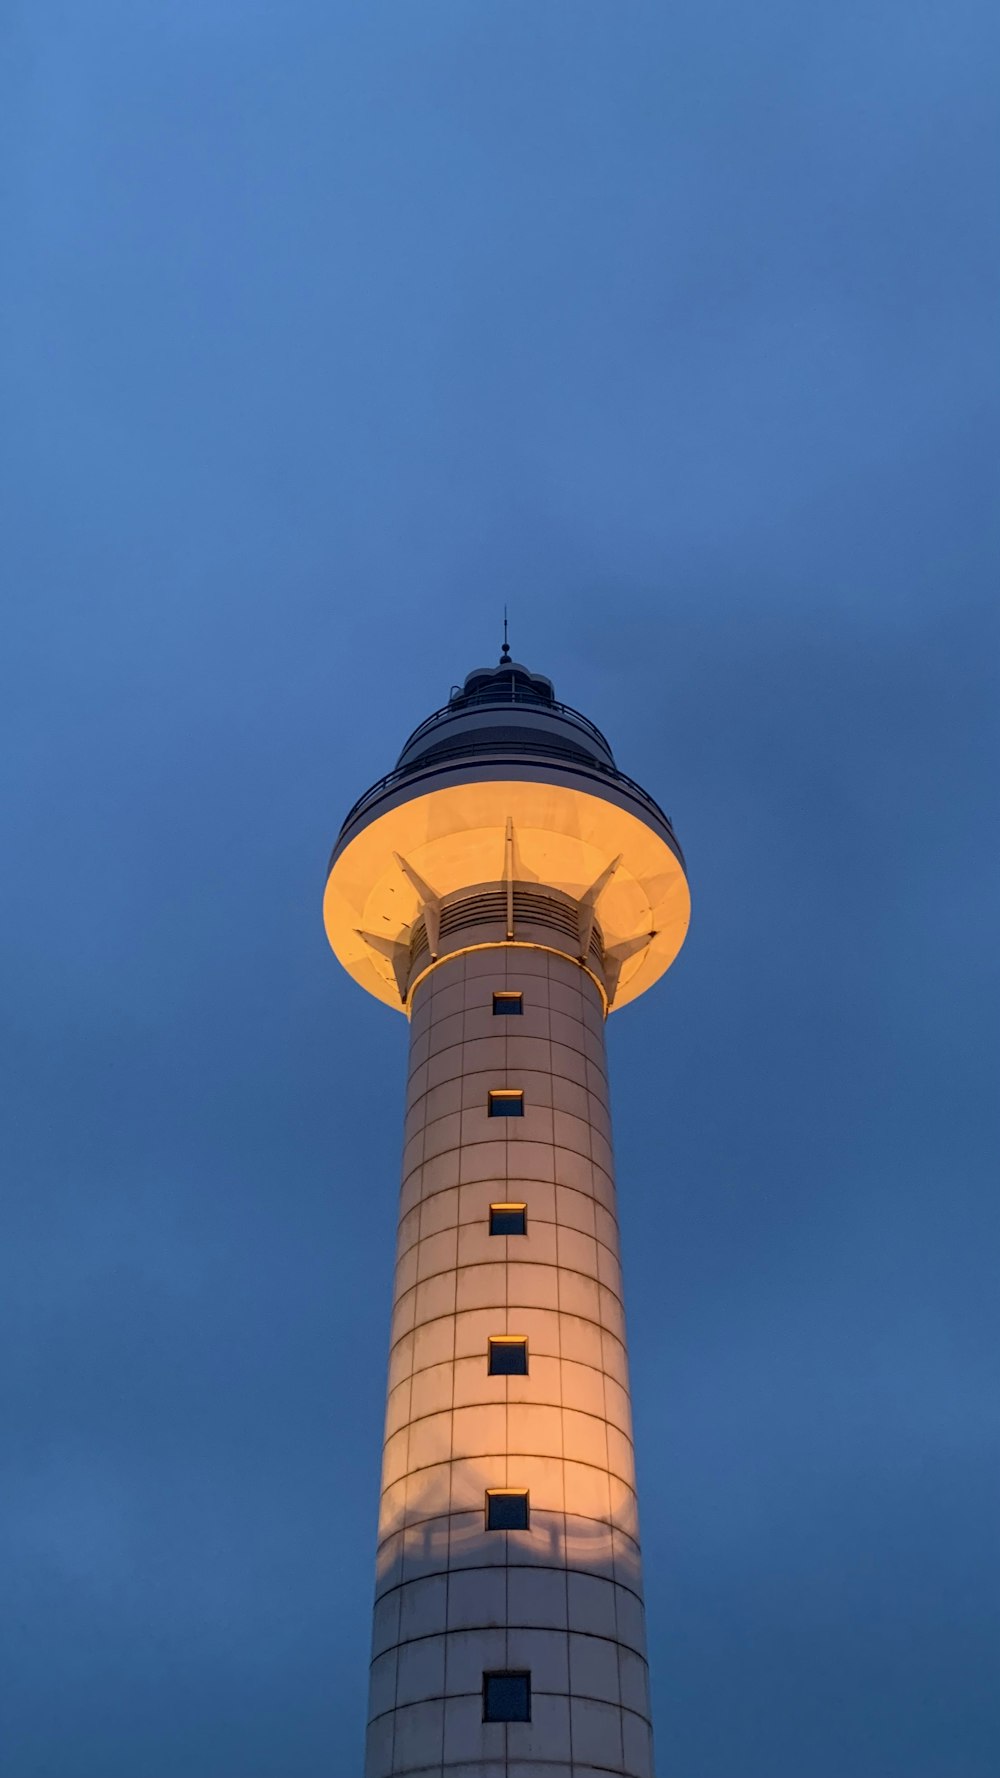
[2,3,998,1775]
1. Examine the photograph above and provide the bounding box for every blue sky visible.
[2,3,998,1775]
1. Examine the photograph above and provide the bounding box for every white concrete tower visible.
[324,651,690,1778]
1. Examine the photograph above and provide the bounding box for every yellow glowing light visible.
[324,776,690,1012]
[408,940,610,1015]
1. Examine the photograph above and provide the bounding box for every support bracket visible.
[604,931,656,1004]
[576,853,622,960]
[355,930,411,1003]
[392,851,441,960]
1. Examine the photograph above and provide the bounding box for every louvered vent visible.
[409,885,603,971]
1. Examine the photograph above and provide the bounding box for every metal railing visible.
[334,742,677,853]
[400,690,614,760]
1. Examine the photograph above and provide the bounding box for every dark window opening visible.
[488,1089,524,1117]
[490,1203,527,1236]
[488,1336,528,1376]
[493,992,523,1016]
[486,1489,530,1530]
[483,1671,531,1722]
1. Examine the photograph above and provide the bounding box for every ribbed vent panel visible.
[410,885,603,971]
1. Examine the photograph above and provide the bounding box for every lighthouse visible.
[324,647,690,1778]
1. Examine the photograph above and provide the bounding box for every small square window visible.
[488,1336,528,1376]
[488,1089,524,1117]
[483,1670,531,1723]
[490,1203,527,1236]
[492,991,523,1015]
[486,1489,530,1530]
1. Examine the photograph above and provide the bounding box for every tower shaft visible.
[366,943,653,1778]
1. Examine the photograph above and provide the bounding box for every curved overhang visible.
[324,763,690,1015]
